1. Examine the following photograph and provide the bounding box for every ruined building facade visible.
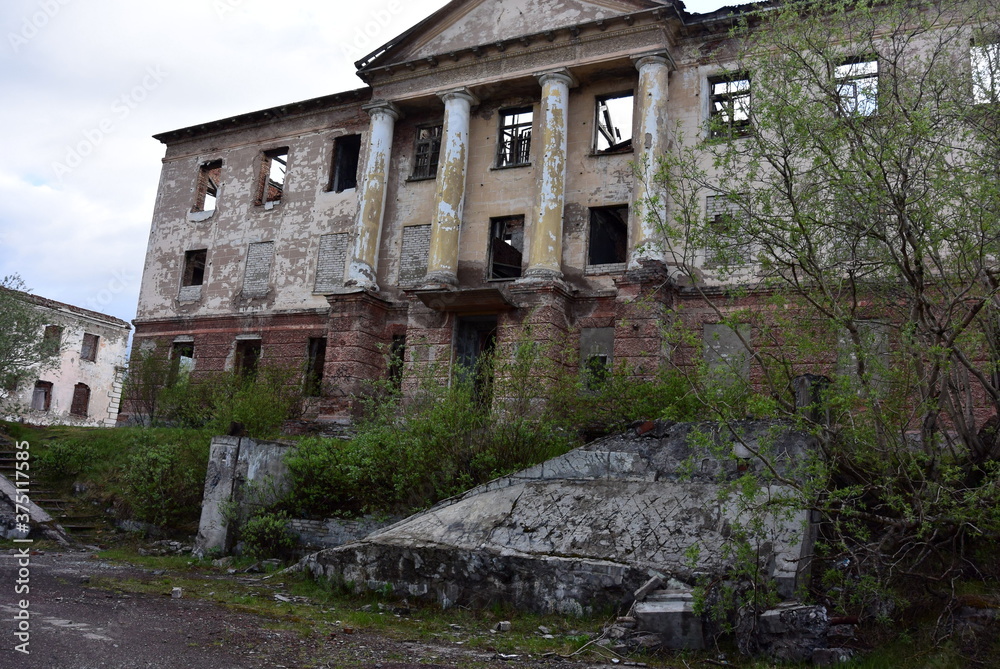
[3,293,130,428]
[131,0,782,419]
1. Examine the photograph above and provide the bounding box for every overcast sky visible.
[0,0,727,327]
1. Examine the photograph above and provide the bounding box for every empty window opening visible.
[496,107,532,167]
[835,57,878,116]
[235,339,262,378]
[388,334,406,391]
[31,381,53,411]
[972,40,1000,104]
[183,249,207,287]
[70,383,91,417]
[455,316,497,405]
[330,134,361,192]
[81,333,99,362]
[193,160,222,212]
[170,342,195,384]
[256,148,288,205]
[709,74,751,137]
[412,125,443,179]
[488,216,524,279]
[584,354,610,390]
[595,92,633,153]
[305,337,327,397]
[588,206,629,266]
[42,325,63,357]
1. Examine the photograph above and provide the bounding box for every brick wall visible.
[398,224,431,285]
[314,233,349,293]
[243,241,275,298]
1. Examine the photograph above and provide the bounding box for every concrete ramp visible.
[299,420,817,615]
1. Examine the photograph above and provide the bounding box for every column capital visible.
[535,68,578,89]
[362,100,403,121]
[632,51,675,72]
[438,87,479,106]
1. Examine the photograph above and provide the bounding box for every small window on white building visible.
[31,381,52,412]
[81,333,99,362]
[193,160,222,213]
[488,216,524,280]
[256,148,288,205]
[70,383,90,417]
[708,74,751,138]
[496,108,532,167]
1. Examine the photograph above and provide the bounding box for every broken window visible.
[256,147,288,205]
[411,125,443,179]
[496,107,532,168]
[972,40,1000,104]
[587,205,629,267]
[235,339,262,378]
[193,159,222,213]
[488,216,524,279]
[708,74,751,137]
[41,325,63,357]
[580,327,614,390]
[31,381,52,412]
[595,92,634,153]
[70,383,90,417]
[835,57,878,116]
[330,134,361,192]
[182,249,207,287]
[304,337,327,397]
[388,334,406,391]
[704,194,754,268]
[81,333,99,362]
[169,342,195,384]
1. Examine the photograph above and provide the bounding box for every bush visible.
[241,510,297,560]
[121,432,207,527]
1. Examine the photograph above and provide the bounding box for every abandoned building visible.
[130,0,997,421]
[2,292,130,427]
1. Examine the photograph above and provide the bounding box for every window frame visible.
[594,91,634,154]
[971,39,1000,105]
[708,73,752,139]
[487,215,525,280]
[192,159,222,213]
[834,56,879,117]
[255,147,289,206]
[586,205,630,269]
[182,249,208,287]
[31,380,53,412]
[81,333,99,362]
[495,107,533,168]
[410,124,443,180]
[70,383,91,417]
[329,134,361,192]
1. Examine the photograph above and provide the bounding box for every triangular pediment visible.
[365,0,665,68]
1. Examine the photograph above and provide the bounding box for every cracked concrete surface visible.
[300,420,818,614]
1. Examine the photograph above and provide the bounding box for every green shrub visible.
[121,433,207,527]
[241,510,297,560]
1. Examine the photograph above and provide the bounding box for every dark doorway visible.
[454,316,498,404]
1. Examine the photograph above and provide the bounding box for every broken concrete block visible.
[633,572,665,601]
[758,602,828,663]
[494,621,511,632]
[171,587,182,599]
[634,590,704,650]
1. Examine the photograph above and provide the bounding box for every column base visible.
[346,260,380,292]
[520,267,564,282]
[419,270,459,290]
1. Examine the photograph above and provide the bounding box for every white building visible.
[3,293,131,428]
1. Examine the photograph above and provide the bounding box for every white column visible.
[347,101,401,291]
[629,54,672,268]
[424,88,478,287]
[524,69,575,280]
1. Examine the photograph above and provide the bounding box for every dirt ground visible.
[0,548,650,669]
